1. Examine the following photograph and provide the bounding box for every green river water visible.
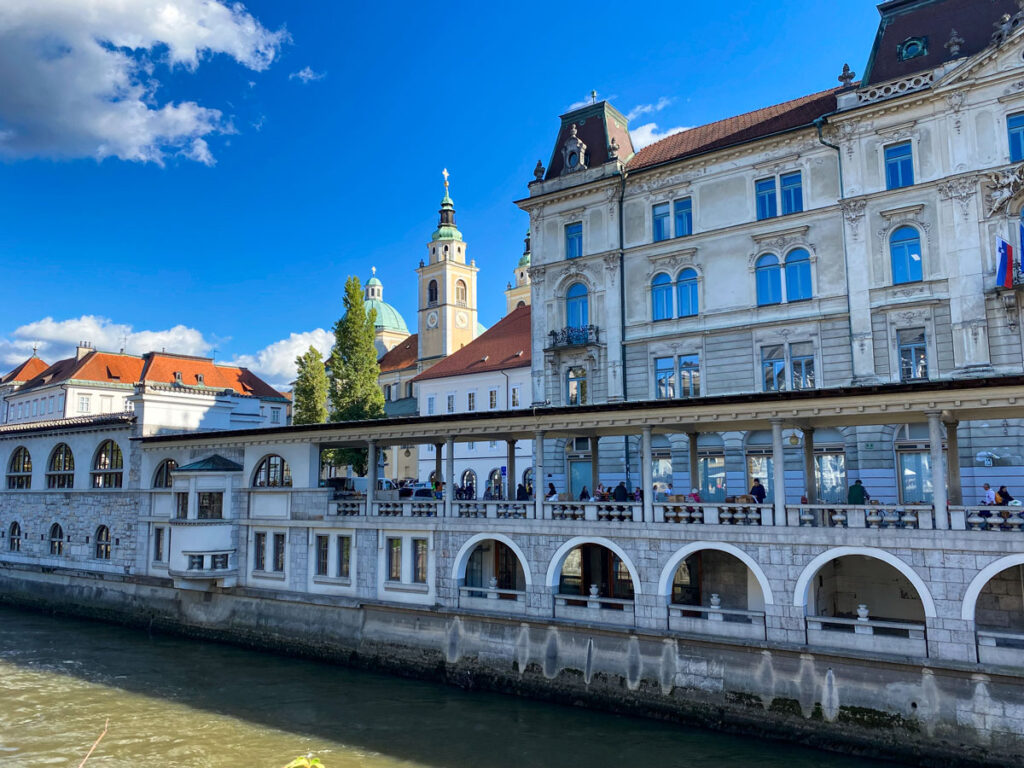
[0,606,896,767]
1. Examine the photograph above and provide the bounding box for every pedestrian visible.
[546,482,558,501]
[610,481,626,505]
[579,486,591,501]
[847,479,868,505]
[749,478,766,503]
[516,483,528,501]
[996,485,1014,505]
[688,487,702,503]
[982,483,996,504]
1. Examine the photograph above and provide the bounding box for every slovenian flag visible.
[997,237,1014,288]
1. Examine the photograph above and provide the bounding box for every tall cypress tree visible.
[292,346,328,425]
[328,275,385,473]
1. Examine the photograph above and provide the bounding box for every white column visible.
[945,419,962,506]
[445,436,455,518]
[641,426,654,522]
[928,411,949,529]
[803,427,817,504]
[770,419,787,526]
[688,432,699,494]
[366,440,377,512]
[506,439,517,500]
[534,430,545,519]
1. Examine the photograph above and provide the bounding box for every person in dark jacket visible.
[612,482,628,502]
[749,479,766,503]
[847,479,868,505]
[516,483,529,501]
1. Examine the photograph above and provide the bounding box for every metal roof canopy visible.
[137,376,1024,451]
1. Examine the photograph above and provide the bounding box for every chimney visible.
[76,341,93,361]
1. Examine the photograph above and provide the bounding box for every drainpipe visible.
[815,115,857,387]
[618,167,631,487]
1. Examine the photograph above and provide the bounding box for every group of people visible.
[981,483,1016,506]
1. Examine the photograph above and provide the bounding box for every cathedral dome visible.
[363,270,409,336]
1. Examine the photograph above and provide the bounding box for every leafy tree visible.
[292,346,329,425]
[327,275,385,474]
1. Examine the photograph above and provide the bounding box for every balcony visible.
[547,325,599,349]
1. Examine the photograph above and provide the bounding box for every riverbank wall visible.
[3,563,1021,768]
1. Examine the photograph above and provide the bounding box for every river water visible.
[0,607,895,767]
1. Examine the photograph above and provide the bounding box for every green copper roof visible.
[517,251,531,267]
[366,298,409,335]
[176,454,243,472]
[366,276,382,287]
[431,225,463,241]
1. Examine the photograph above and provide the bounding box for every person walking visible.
[749,478,766,503]
[847,479,868,505]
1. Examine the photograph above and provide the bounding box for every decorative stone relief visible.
[945,29,965,58]
[839,198,867,236]
[561,124,587,175]
[603,254,619,274]
[527,265,546,286]
[533,160,545,181]
[894,309,928,326]
[1001,292,1019,331]
[984,164,1024,217]
[946,90,967,135]
[937,176,977,220]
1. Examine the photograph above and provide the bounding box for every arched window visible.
[47,444,75,489]
[49,523,64,556]
[676,268,699,317]
[486,469,503,499]
[890,226,923,284]
[94,525,111,560]
[8,522,21,552]
[522,467,534,495]
[7,447,32,489]
[153,459,177,488]
[253,454,292,487]
[651,273,672,320]
[784,249,812,301]
[455,279,467,306]
[566,283,589,328]
[461,469,477,498]
[92,440,123,488]
[755,254,782,306]
[428,279,439,305]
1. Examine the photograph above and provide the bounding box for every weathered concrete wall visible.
[1,564,1022,768]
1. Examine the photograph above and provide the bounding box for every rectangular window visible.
[761,345,786,392]
[271,408,281,424]
[488,389,498,409]
[174,492,189,519]
[337,535,351,578]
[885,142,914,189]
[755,178,777,220]
[679,354,700,397]
[898,328,928,381]
[197,492,223,520]
[674,198,693,238]
[78,395,90,413]
[790,342,815,390]
[446,394,455,413]
[565,222,583,259]
[426,396,435,415]
[510,385,520,408]
[315,535,329,576]
[188,554,204,570]
[467,391,475,411]
[57,394,64,413]
[153,527,165,562]
[387,537,402,581]
[413,538,428,583]
[652,203,670,242]
[31,400,38,417]
[272,533,286,572]
[654,356,675,399]
[566,366,587,406]
[254,532,267,571]
[1010,113,1024,163]
[780,172,803,215]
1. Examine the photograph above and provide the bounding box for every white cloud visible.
[626,97,673,122]
[230,329,334,389]
[0,0,286,165]
[289,66,325,84]
[630,122,690,150]
[0,315,213,368]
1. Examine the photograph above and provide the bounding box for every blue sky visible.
[0,0,882,386]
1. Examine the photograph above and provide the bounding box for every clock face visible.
[455,311,468,328]
[427,310,438,328]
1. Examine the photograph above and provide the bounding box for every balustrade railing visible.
[667,603,767,640]
[806,614,927,657]
[553,592,636,626]
[791,503,933,529]
[547,325,599,348]
[951,505,1024,532]
[977,629,1024,667]
[455,501,530,519]
[458,585,527,611]
[545,501,641,522]
[655,501,772,525]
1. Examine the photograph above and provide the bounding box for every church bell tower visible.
[416,170,479,366]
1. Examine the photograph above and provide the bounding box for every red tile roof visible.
[16,350,283,399]
[627,87,843,172]
[0,356,49,385]
[379,334,418,373]
[412,306,530,383]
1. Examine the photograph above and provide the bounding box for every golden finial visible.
[442,167,450,191]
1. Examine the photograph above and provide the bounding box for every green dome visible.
[517,251,531,267]
[366,298,409,335]
[366,276,382,287]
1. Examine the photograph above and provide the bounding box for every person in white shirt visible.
[982,483,996,505]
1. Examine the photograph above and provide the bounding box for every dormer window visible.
[173,371,182,384]
[897,36,927,61]
[196,374,204,385]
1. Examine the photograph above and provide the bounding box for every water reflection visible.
[0,607,889,767]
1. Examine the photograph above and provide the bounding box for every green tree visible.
[328,275,385,474]
[292,345,329,425]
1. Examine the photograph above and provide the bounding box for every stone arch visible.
[545,536,642,594]
[961,554,1024,621]
[451,533,533,587]
[792,546,936,617]
[656,542,774,606]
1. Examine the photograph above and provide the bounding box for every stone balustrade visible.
[553,592,636,626]
[806,615,928,657]
[667,603,767,640]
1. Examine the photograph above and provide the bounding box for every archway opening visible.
[975,564,1024,653]
[806,555,924,628]
[558,543,634,609]
[671,550,765,619]
[464,539,526,599]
